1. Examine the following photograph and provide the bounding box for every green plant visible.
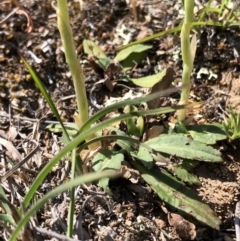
[1,1,236,240]
[9,171,117,241]
[223,107,240,140]
[92,0,240,228]
[1,70,182,240]
[120,0,240,50]
[56,0,88,128]
[177,0,196,121]
[83,39,167,89]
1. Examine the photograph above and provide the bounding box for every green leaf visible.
[0,194,20,224]
[99,128,153,168]
[168,165,201,185]
[181,159,199,171]
[92,150,124,193]
[83,39,107,58]
[124,105,139,136]
[0,214,15,226]
[121,52,148,71]
[79,87,183,133]
[187,124,227,144]
[96,57,112,70]
[22,91,184,214]
[124,105,144,137]
[145,134,222,162]
[0,185,16,226]
[114,44,152,71]
[118,25,183,50]
[223,107,240,140]
[130,161,221,229]
[46,123,79,136]
[130,69,170,88]
[0,185,12,217]
[134,146,153,169]
[135,116,144,137]
[119,20,240,51]
[168,122,188,134]
[197,7,222,15]
[20,56,70,143]
[83,40,112,71]
[114,130,135,152]
[114,44,152,62]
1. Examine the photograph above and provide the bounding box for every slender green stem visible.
[67,148,76,237]
[177,0,195,121]
[56,0,100,151]
[56,0,88,127]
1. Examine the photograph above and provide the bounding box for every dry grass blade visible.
[0,7,19,25]
[1,140,39,182]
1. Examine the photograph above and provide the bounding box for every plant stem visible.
[67,148,76,237]
[177,0,195,122]
[56,0,100,150]
[57,0,88,126]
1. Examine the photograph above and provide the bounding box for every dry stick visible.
[34,226,80,241]
[0,112,72,125]
[235,201,240,241]
[130,0,138,22]
[0,7,19,25]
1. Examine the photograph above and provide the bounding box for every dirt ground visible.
[1,0,240,240]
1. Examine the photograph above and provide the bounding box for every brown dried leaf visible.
[120,165,141,183]
[0,137,21,162]
[104,62,121,79]
[102,128,117,149]
[22,228,34,241]
[148,67,175,109]
[102,113,121,129]
[104,78,115,92]
[136,27,153,40]
[168,212,196,240]
[155,218,166,229]
[88,56,105,76]
[146,125,165,140]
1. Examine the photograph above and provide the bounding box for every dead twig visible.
[235,201,240,241]
[0,0,33,32]
[34,226,81,241]
[130,0,138,22]
[0,112,73,125]
[0,140,39,182]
